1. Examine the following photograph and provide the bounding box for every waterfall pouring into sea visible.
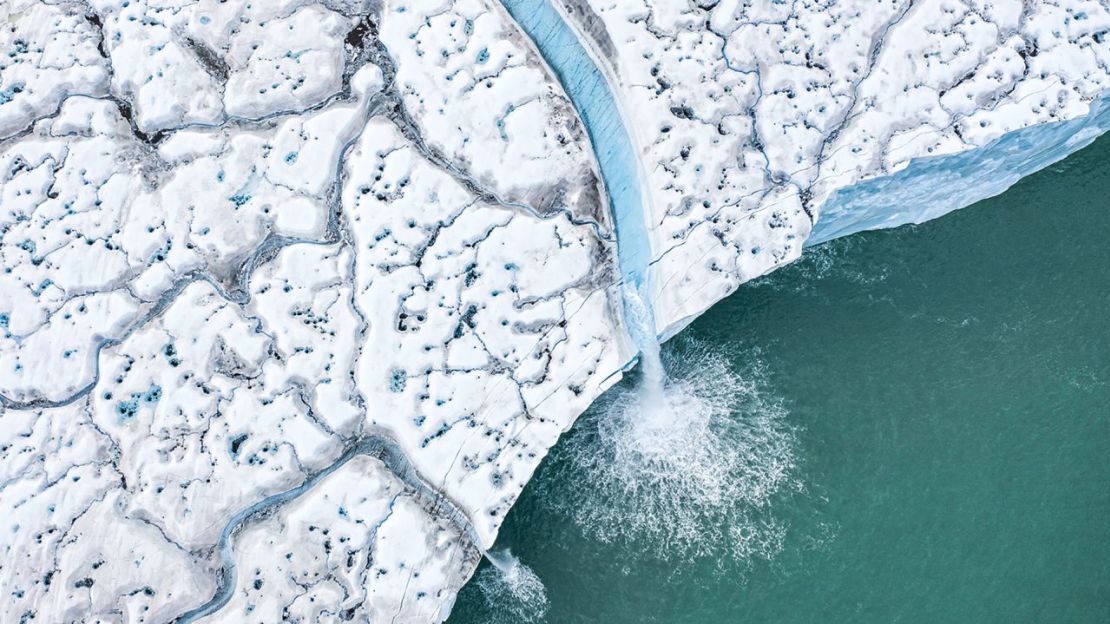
[475,548,550,623]
[493,0,800,574]
[535,279,800,566]
[623,279,666,409]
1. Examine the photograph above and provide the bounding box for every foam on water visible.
[752,236,891,296]
[475,549,549,623]
[541,335,799,566]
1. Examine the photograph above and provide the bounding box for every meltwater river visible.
[498,0,651,290]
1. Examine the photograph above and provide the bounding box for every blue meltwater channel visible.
[497,0,659,352]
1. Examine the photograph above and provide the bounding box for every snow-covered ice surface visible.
[557,0,1110,339]
[1,0,1108,621]
[1,0,629,621]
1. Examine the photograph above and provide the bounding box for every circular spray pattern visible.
[474,549,549,623]
[540,338,800,567]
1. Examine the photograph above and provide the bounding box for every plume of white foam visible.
[541,337,798,566]
[475,549,549,623]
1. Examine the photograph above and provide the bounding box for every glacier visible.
[1,0,1108,622]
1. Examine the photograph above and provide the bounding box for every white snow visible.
[1,0,627,621]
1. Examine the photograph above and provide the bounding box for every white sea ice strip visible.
[567,0,1110,338]
[198,455,476,624]
[380,0,609,226]
[344,117,626,547]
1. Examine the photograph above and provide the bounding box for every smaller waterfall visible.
[476,549,549,623]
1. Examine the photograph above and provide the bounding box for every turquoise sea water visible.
[449,133,1110,622]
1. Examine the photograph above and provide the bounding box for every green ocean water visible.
[449,135,1110,623]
